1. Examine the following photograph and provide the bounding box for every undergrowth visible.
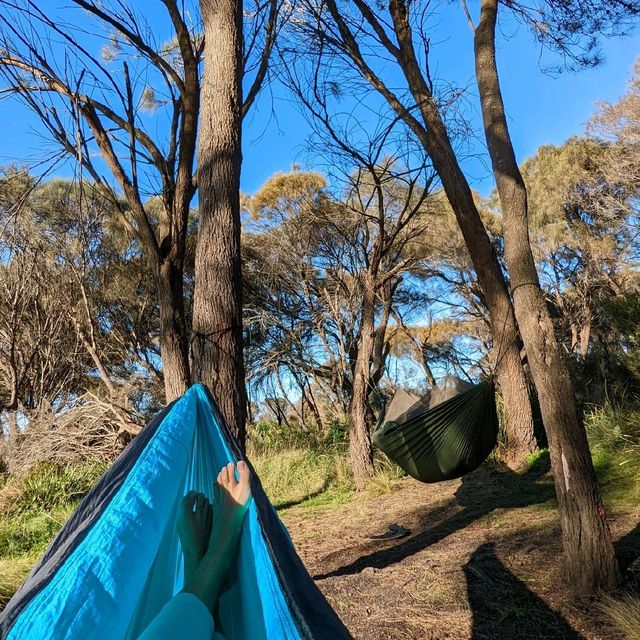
[598,593,640,640]
[585,402,640,510]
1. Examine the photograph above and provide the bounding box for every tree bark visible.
[579,309,592,359]
[158,257,191,401]
[474,0,620,594]
[387,0,537,464]
[349,274,376,488]
[192,0,247,448]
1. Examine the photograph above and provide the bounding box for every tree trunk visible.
[474,0,620,594]
[192,0,247,448]
[158,258,191,401]
[349,275,376,489]
[579,309,592,359]
[388,0,537,464]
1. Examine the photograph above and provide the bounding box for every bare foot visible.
[182,461,252,614]
[210,460,252,546]
[177,491,213,583]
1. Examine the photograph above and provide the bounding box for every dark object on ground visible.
[363,523,410,541]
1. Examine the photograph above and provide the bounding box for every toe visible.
[237,460,250,486]
[227,462,238,488]
[218,465,230,487]
[183,491,197,512]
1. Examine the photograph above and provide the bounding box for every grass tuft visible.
[0,554,39,608]
[598,593,640,640]
[250,447,354,511]
[585,403,640,510]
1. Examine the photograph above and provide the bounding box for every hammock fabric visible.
[373,379,499,483]
[0,384,351,640]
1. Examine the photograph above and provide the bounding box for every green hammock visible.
[372,379,499,483]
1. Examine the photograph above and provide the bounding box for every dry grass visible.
[0,554,38,608]
[598,594,640,640]
[6,393,142,474]
[251,448,354,510]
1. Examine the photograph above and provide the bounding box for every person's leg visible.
[136,592,216,639]
[182,461,252,615]
[137,462,251,640]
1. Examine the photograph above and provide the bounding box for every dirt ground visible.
[281,465,640,640]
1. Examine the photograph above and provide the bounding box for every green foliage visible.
[1,461,107,517]
[0,461,106,561]
[0,508,73,558]
[247,418,348,455]
[586,403,640,510]
[585,402,640,452]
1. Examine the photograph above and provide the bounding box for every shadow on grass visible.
[273,478,332,511]
[313,454,556,579]
[465,542,584,639]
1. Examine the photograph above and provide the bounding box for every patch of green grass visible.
[592,448,640,510]
[294,483,355,511]
[251,447,353,511]
[0,554,39,608]
[0,506,73,558]
[585,403,640,510]
[1,461,107,517]
[525,448,551,472]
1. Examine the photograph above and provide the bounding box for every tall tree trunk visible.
[349,275,376,489]
[158,258,191,401]
[474,0,620,594]
[192,0,247,448]
[388,0,537,464]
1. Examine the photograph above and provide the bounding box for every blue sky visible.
[0,2,638,198]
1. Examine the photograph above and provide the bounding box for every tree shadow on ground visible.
[465,542,585,639]
[273,478,332,510]
[313,454,556,579]
[616,520,640,590]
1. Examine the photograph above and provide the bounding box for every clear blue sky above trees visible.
[0,1,638,196]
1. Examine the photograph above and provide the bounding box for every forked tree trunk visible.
[349,276,376,488]
[192,0,247,448]
[387,0,537,465]
[157,258,191,401]
[474,0,620,594]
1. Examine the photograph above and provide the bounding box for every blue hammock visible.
[0,385,351,639]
